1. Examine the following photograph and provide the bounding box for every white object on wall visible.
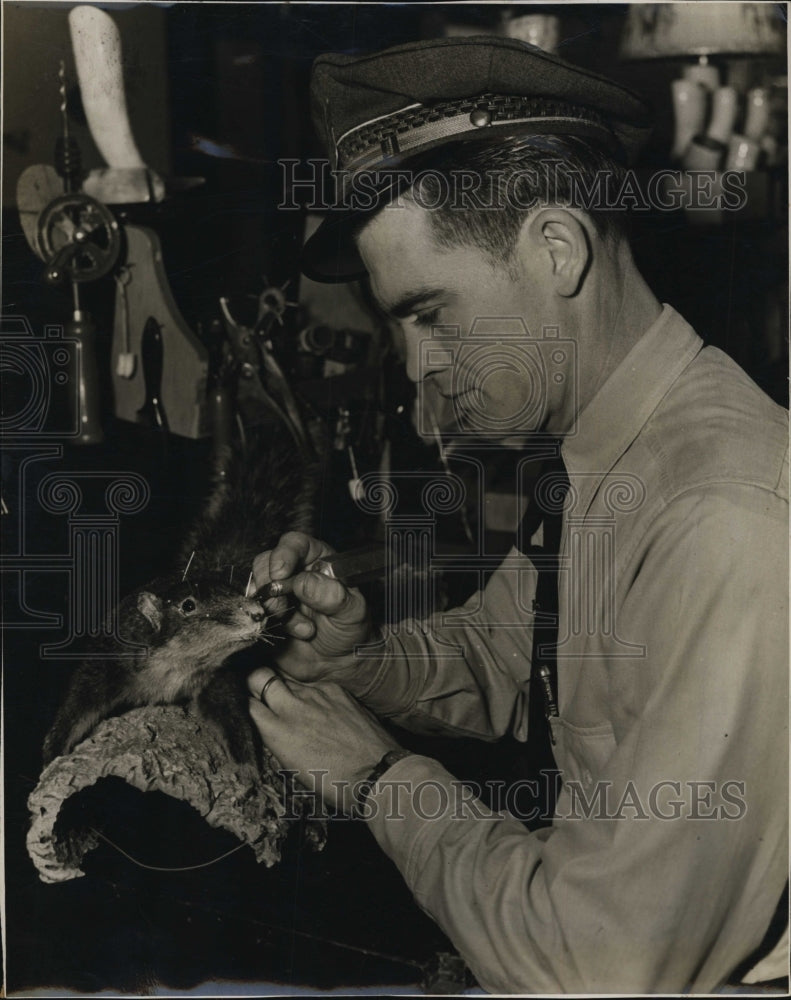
[68,5,146,169]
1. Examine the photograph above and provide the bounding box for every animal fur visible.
[42,425,317,769]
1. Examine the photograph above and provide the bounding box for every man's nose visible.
[405,347,422,383]
[404,335,451,384]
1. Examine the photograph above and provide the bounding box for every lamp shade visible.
[620,3,786,60]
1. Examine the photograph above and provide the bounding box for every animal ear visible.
[137,592,164,632]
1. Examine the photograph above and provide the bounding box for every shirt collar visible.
[561,304,703,518]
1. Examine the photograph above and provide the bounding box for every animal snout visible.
[250,609,266,622]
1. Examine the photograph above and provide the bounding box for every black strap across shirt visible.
[511,445,570,826]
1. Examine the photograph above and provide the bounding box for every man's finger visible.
[247,667,291,713]
[262,593,290,617]
[249,696,287,739]
[270,532,333,581]
[251,550,273,591]
[282,612,316,639]
[291,573,365,619]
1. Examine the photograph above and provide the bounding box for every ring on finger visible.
[259,674,279,705]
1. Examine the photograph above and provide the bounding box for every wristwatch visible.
[353,748,414,819]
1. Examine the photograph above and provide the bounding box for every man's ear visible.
[520,209,592,297]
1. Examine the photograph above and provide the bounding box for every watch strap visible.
[353,748,413,818]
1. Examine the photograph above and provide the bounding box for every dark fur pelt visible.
[42,419,320,767]
[181,428,317,579]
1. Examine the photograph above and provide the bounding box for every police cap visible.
[303,35,652,282]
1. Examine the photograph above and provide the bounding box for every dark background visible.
[2,3,787,995]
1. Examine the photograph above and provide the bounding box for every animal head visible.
[134,577,274,659]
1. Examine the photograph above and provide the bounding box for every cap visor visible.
[302,209,368,283]
[301,163,426,283]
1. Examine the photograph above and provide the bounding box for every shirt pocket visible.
[549,717,617,788]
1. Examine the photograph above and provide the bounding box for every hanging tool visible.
[218,288,308,455]
[333,406,366,501]
[42,62,122,286]
[55,60,82,193]
[65,283,104,444]
[15,12,209,444]
[114,266,135,378]
[38,64,114,444]
[137,317,169,433]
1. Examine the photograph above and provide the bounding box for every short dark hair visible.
[404,134,630,268]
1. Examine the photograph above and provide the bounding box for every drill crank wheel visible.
[37,193,121,284]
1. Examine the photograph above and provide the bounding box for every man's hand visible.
[247,667,401,814]
[253,531,375,683]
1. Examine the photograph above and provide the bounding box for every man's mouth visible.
[447,388,478,408]
[434,382,471,401]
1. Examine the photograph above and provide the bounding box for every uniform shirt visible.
[348,305,789,993]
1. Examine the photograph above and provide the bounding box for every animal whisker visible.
[260,619,286,639]
[182,551,196,582]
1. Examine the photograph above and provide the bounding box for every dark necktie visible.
[514,447,569,824]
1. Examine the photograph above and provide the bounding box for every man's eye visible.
[410,308,441,329]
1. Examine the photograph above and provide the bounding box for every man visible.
[246,37,788,993]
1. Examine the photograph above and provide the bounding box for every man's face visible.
[357,199,569,440]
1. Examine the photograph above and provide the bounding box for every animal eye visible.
[180,598,197,614]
